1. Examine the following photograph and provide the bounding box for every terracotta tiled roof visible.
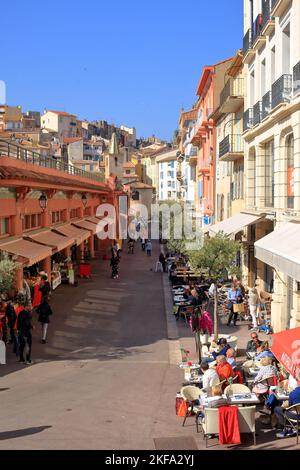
[123,161,135,168]
[47,110,77,118]
[63,137,83,144]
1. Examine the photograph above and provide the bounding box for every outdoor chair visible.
[180,386,202,430]
[201,406,256,447]
[224,384,251,397]
[283,403,300,445]
[253,375,277,400]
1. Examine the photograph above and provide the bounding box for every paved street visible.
[0,242,295,450]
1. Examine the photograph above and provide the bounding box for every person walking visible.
[17,304,33,365]
[146,240,152,257]
[3,300,17,346]
[141,238,146,252]
[39,275,51,301]
[248,287,261,330]
[36,296,53,344]
[227,285,243,327]
[110,255,120,279]
[159,252,166,272]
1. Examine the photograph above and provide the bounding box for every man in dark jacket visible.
[39,275,51,301]
[17,304,33,364]
[4,301,17,345]
[37,296,53,344]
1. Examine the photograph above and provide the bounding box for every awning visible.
[72,219,97,235]
[54,224,90,245]
[28,230,75,253]
[255,222,300,282]
[87,217,103,225]
[0,238,52,267]
[271,328,300,381]
[209,213,264,237]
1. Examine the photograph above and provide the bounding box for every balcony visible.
[243,29,255,64]
[0,139,105,184]
[271,0,292,17]
[271,74,292,109]
[198,158,212,174]
[253,101,262,126]
[261,0,275,36]
[219,78,244,113]
[262,91,272,119]
[252,14,266,51]
[294,62,300,95]
[219,135,244,162]
[243,109,253,132]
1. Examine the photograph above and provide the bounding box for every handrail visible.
[0,139,105,184]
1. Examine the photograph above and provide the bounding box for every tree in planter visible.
[188,233,241,341]
[0,252,18,299]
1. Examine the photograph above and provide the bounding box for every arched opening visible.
[286,133,294,209]
[248,147,256,207]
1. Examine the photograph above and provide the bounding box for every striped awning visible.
[0,238,52,266]
[54,224,90,245]
[28,230,75,253]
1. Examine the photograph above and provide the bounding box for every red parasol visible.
[271,327,300,381]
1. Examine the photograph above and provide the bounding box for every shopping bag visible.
[233,303,245,314]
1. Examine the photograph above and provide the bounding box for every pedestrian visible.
[227,284,242,327]
[0,302,8,344]
[146,240,152,257]
[248,287,261,330]
[3,300,17,346]
[17,304,33,365]
[159,252,166,272]
[36,296,53,344]
[39,275,51,301]
[110,256,120,279]
[127,239,134,255]
[141,238,146,252]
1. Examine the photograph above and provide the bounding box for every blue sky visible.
[2,0,243,141]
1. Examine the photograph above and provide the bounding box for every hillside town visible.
[0,0,300,454]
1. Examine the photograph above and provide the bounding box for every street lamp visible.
[39,193,48,212]
[81,193,88,207]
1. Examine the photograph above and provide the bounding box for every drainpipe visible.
[250,0,254,46]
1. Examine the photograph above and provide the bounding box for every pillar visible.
[88,235,95,259]
[16,267,23,292]
[63,247,71,258]
[42,256,51,281]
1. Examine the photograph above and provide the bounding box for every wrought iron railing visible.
[0,139,105,183]
[243,109,253,132]
[262,91,272,119]
[243,29,252,55]
[219,135,244,158]
[253,101,262,126]
[271,74,292,108]
[293,61,300,95]
[220,78,244,107]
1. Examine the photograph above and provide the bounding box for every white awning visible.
[255,222,300,282]
[209,213,264,237]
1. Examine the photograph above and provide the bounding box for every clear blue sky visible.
[2,0,243,141]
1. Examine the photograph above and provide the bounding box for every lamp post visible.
[81,193,88,208]
[39,193,48,212]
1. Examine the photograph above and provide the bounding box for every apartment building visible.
[41,110,78,139]
[178,109,198,206]
[242,0,300,332]
[0,105,23,131]
[156,149,179,202]
[191,58,232,226]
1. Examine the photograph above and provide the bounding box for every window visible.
[52,211,65,224]
[160,172,164,179]
[261,59,266,97]
[287,134,294,209]
[282,23,291,75]
[271,46,276,84]
[23,213,41,231]
[126,170,131,175]
[168,171,174,178]
[0,217,9,236]
[90,165,94,172]
[168,191,172,198]
[170,161,175,169]
[264,140,275,208]
[70,208,80,219]
[168,181,172,187]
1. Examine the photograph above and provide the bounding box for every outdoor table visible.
[227,393,260,406]
[271,387,290,401]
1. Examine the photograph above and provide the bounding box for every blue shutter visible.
[198,181,203,198]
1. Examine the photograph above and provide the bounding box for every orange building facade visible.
[0,139,121,292]
[191,59,232,225]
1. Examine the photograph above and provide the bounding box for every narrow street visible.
[0,241,196,450]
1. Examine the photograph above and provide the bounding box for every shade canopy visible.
[28,230,75,253]
[271,327,300,381]
[72,219,98,235]
[0,238,52,267]
[54,224,90,245]
[255,222,300,282]
[209,213,264,237]
[87,217,103,225]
